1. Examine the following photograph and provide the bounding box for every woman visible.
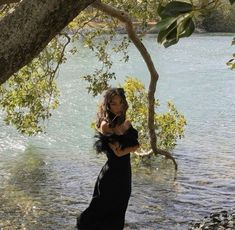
[77,88,140,230]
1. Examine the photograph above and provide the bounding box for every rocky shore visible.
[189,210,235,230]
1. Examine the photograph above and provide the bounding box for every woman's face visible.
[109,95,123,116]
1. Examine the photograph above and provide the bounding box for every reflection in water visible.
[9,147,47,192]
[0,147,87,229]
[0,147,51,229]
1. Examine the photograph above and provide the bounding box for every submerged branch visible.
[92,0,178,172]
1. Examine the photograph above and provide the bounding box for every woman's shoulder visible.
[123,119,131,130]
[98,120,113,135]
[124,119,131,126]
[123,120,138,136]
[98,119,133,136]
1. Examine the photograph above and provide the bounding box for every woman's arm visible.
[109,142,140,157]
[99,120,113,135]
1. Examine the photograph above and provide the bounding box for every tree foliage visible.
[123,77,186,155]
[156,1,195,48]
[156,0,235,47]
[1,0,161,134]
[0,0,232,150]
[0,35,70,135]
[227,37,235,70]
[199,2,235,32]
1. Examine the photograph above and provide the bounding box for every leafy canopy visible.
[123,77,186,154]
[1,0,233,136]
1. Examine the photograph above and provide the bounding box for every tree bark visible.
[0,0,95,85]
[0,0,19,6]
[92,0,178,172]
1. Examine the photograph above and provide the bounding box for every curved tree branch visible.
[92,0,178,172]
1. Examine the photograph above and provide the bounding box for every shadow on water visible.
[0,146,73,229]
[0,146,46,228]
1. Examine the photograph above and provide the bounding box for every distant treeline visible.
[198,4,235,32]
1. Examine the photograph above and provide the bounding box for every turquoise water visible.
[0,34,235,229]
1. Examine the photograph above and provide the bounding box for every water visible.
[0,34,235,229]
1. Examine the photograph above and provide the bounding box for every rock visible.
[228,220,234,227]
[189,210,235,230]
[212,216,221,223]
[220,210,228,217]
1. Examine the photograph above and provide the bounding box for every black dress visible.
[77,126,139,230]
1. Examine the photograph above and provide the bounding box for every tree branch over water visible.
[92,0,178,172]
[0,0,95,85]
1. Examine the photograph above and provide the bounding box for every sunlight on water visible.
[0,132,27,153]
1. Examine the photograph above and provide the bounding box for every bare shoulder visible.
[124,119,132,129]
[100,120,113,135]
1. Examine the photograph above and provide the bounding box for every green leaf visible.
[176,13,191,37]
[159,1,193,18]
[157,13,195,48]
[232,38,235,45]
[164,28,179,48]
[155,17,178,32]
[178,18,195,39]
[227,58,235,70]
[157,21,177,44]
[164,38,179,48]
[157,4,165,17]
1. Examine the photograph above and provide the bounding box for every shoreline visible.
[189,210,235,230]
[71,22,235,36]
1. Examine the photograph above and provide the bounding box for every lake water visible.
[0,34,235,229]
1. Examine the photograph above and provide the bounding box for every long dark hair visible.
[96,88,128,129]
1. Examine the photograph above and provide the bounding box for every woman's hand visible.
[112,120,131,135]
[108,142,119,153]
[109,142,140,157]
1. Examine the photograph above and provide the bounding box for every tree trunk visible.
[0,0,95,84]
